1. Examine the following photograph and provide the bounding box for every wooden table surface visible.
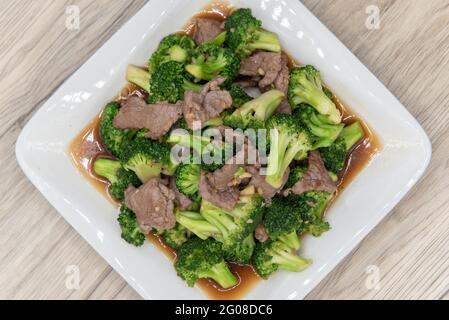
[1,0,448,300]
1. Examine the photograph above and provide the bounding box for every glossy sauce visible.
[69,3,380,300]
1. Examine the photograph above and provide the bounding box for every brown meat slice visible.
[113,96,182,140]
[182,78,232,129]
[239,52,282,88]
[192,18,224,44]
[246,166,290,204]
[169,177,193,210]
[274,54,290,94]
[255,224,269,243]
[274,54,292,114]
[199,171,240,211]
[124,179,176,233]
[283,151,337,196]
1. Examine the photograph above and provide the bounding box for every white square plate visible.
[16,0,431,300]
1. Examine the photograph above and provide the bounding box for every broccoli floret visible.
[99,102,141,157]
[157,223,191,249]
[118,206,145,247]
[201,195,264,263]
[265,113,312,188]
[126,65,151,92]
[229,84,253,108]
[321,122,365,174]
[175,162,201,200]
[224,233,256,264]
[293,192,332,237]
[148,61,202,103]
[120,137,170,183]
[175,238,238,288]
[263,197,302,249]
[223,90,285,130]
[176,211,222,240]
[93,158,142,200]
[285,167,307,189]
[288,66,342,124]
[186,44,240,85]
[252,238,311,278]
[224,8,281,57]
[149,34,196,74]
[294,104,344,149]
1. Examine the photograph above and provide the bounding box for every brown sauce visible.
[147,233,260,300]
[68,2,381,300]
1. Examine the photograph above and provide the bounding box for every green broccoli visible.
[126,65,151,92]
[118,206,145,247]
[93,158,142,201]
[296,191,332,237]
[203,31,227,46]
[200,195,263,263]
[99,102,142,157]
[263,197,303,249]
[321,122,365,174]
[176,211,222,240]
[288,65,342,124]
[149,34,196,74]
[223,90,285,130]
[252,238,311,278]
[120,137,170,183]
[157,223,191,249]
[294,104,344,149]
[224,8,281,57]
[175,162,201,200]
[148,61,202,104]
[229,84,253,108]
[175,238,238,288]
[285,166,307,189]
[186,44,240,85]
[265,113,312,188]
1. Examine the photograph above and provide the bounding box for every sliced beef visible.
[124,179,176,233]
[239,52,282,88]
[276,100,292,114]
[182,78,232,129]
[283,151,337,196]
[113,96,182,140]
[274,54,290,94]
[274,54,292,114]
[255,224,269,243]
[206,163,240,191]
[192,18,224,44]
[246,166,290,204]
[169,177,193,210]
[199,171,240,211]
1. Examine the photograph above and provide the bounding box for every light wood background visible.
[1,0,448,300]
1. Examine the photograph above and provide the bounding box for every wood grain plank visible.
[0,0,448,300]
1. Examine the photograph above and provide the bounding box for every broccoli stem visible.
[204,31,227,46]
[248,30,281,53]
[278,231,301,250]
[183,79,202,93]
[271,247,311,272]
[176,212,221,240]
[186,58,227,81]
[266,131,304,188]
[168,45,188,63]
[293,87,340,124]
[93,158,120,184]
[199,261,238,289]
[340,122,364,151]
[239,90,285,120]
[127,65,150,92]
